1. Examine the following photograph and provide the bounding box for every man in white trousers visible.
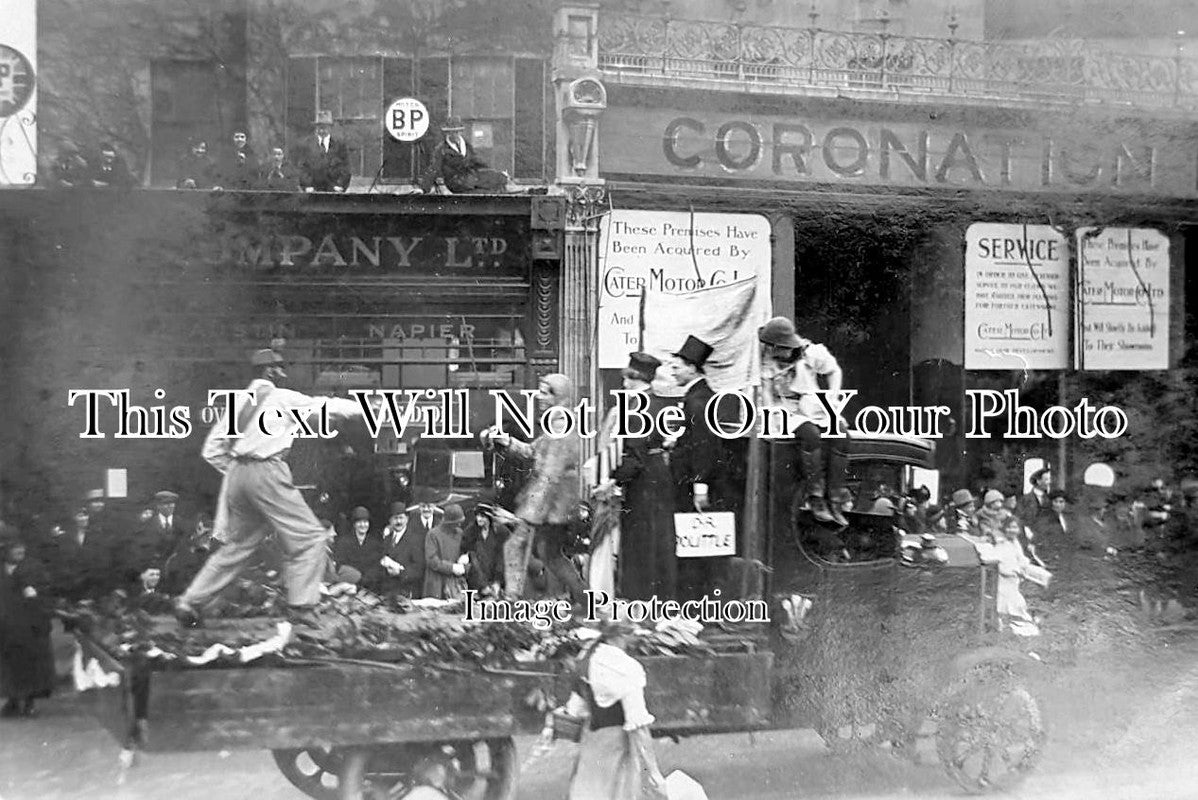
[175,349,376,628]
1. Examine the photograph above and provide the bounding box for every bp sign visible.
[384,98,430,142]
[0,44,35,117]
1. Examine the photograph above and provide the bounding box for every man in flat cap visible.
[759,316,850,527]
[135,490,190,582]
[175,348,381,628]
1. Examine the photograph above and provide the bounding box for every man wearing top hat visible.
[611,352,677,601]
[379,502,425,598]
[759,316,851,527]
[418,115,511,194]
[668,336,737,601]
[175,348,381,628]
[296,110,351,193]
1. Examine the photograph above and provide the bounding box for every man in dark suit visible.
[378,502,425,598]
[331,507,385,590]
[407,488,444,546]
[418,116,510,194]
[1018,467,1053,531]
[136,491,190,571]
[296,110,351,193]
[668,335,732,513]
[257,145,301,191]
[50,508,118,601]
[89,142,137,189]
[216,130,257,190]
[667,335,736,602]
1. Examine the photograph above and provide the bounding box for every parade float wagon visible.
[76,433,1044,799]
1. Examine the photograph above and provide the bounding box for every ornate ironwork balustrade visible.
[598,13,1198,111]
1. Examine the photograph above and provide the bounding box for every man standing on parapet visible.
[175,349,377,629]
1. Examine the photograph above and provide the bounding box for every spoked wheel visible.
[338,738,518,800]
[936,683,1045,794]
[272,747,347,800]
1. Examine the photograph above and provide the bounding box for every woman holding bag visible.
[551,619,668,800]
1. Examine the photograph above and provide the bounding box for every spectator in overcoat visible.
[0,538,56,718]
[423,504,467,600]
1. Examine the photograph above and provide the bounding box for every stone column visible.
[552,3,607,488]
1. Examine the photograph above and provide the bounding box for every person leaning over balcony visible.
[417,116,512,194]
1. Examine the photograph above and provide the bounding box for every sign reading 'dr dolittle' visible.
[675,512,736,558]
[1076,227,1170,370]
[965,223,1069,370]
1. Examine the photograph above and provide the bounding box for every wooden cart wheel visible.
[935,683,1045,794]
[272,747,346,800]
[337,738,518,800]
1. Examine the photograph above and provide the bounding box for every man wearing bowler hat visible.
[175,348,381,628]
[760,316,851,527]
[668,335,735,601]
[379,501,425,598]
[296,110,351,193]
[407,487,445,545]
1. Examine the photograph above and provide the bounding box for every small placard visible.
[674,512,736,558]
[105,469,128,499]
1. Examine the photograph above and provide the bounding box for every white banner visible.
[597,210,771,375]
[0,0,37,187]
[964,223,1070,370]
[1076,227,1170,370]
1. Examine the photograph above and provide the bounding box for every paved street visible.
[4,635,1198,800]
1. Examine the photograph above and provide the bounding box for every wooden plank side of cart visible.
[643,651,775,735]
[81,634,774,752]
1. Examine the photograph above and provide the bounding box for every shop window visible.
[286,55,548,185]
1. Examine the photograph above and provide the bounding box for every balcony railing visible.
[598,14,1198,111]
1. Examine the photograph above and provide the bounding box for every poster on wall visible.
[964,223,1070,370]
[0,0,37,187]
[1076,227,1170,370]
[597,210,772,388]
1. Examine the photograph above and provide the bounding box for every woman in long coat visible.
[0,539,56,717]
[610,353,678,601]
[423,505,467,600]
